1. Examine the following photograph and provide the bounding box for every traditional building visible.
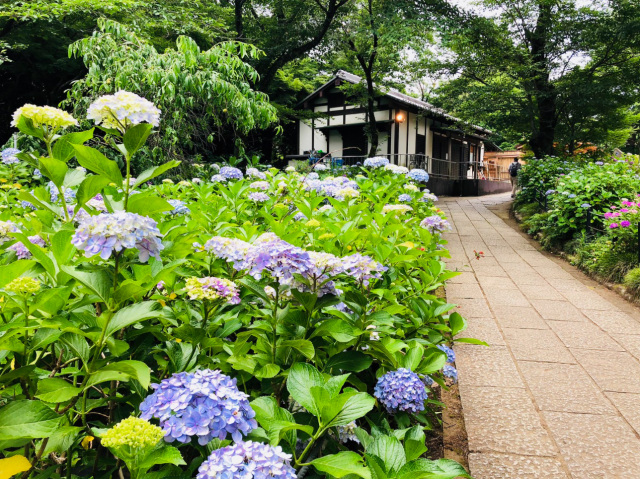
[291,70,495,188]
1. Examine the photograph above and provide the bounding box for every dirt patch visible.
[441,383,469,468]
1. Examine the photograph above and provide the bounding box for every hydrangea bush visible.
[0,96,473,479]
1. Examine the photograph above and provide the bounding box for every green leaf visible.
[0,260,36,288]
[404,426,427,462]
[365,454,389,479]
[324,392,376,427]
[449,313,467,336]
[50,230,76,265]
[133,160,181,188]
[86,360,151,389]
[11,232,55,277]
[0,400,62,440]
[16,115,43,139]
[61,266,112,304]
[312,452,371,479]
[42,426,83,455]
[280,339,315,359]
[326,351,373,373]
[35,378,82,403]
[73,144,123,184]
[454,337,489,346]
[75,176,110,208]
[368,435,406,473]
[52,129,95,162]
[126,193,174,215]
[38,157,69,186]
[286,363,324,417]
[417,349,447,374]
[254,363,281,379]
[103,301,162,338]
[402,344,425,371]
[123,123,153,155]
[139,445,186,469]
[397,459,472,479]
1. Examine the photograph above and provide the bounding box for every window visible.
[328,92,345,109]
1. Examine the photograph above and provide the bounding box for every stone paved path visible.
[442,193,640,479]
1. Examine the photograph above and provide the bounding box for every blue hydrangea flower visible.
[420,215,451,235]
[568,194,576,198]
[545,189,556,195]
[1,148,20,165]
[398,194,412,202]
[140,370,257,445]
[33,169,42,179]
[202,236,252,269]
[437,344,455,363]
[244,233,315,284]
[71,211,164,262]
[306,172,319,180]
[211,174,226,183]
[47,181,76,203]
[21,200,36,210]
[407,169,429,182]
[363,157,390,168]
[595,161,604,166]
[374,368,428,414]
[248,192,270,202]
[443,365,458,384]
[196,441,296,479]
[167,199,190,216]
[420,192,438,203]
[293,212,307,221]
[580,203,591,209]
[220,166,243,180]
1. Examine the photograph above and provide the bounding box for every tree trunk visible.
[527,2,557,158]
[365,71,379,157]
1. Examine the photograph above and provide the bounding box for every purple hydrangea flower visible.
[407,169,429,182]
[33,169,42,179]
[8,235,45,259]
[248,192,270,202]
[47,181,76,203]
[374,368,428,414]
[244,233,315,284]
[196,441,296,479]
[140,370,257,445]
[363,157,390,168]
[21,200,36,210]
[1,148,20,165]
[220,166,243,180]
[0,220,19,243]
[293,212,307,221]
[211,174,226,183]
[398,194,412,202]
[71,211,164,262]
[443,365,458,383]
[420,215,451,235]
[167,199,190,216]
[580,203,591,209]
[202,236,252,269]
[545,190,556,195]
[595,161,604,166]
[437,344,455,363]
[246,167,267,180]
[341,253,387,287]
[621,220,631,228]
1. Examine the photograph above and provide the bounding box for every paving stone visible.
[461,386,557,456]
[477,275,519,290]
[530,299,587,321]
[610,334,640,360]
[459,317,506,347]
[508,271,549,286]
[604,392,640,435]
[447,271,478,284]
[582,309,640,335]
[519,361,615,415]
[553,279,589,292]
[560,291,615,311]
[520,285,565,301]
[484,289,530,307]
[468,452,568,479]
[572,349,640,393]
[533,266,576,280]
[492,305,549,329]
[547,320,623,351]
[446,282,484,299]
[544,412,640,478]
[453,298,492,318]
[456,346,524,388]
[503,328,577,363]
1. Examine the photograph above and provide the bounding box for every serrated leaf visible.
[35,378,82,403]
[0,400,62,440]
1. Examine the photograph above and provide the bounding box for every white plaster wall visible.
[426,119,433,158]
[299,121,314,154]
[329,130,343,156]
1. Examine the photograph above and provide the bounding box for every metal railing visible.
[329,154,509,182]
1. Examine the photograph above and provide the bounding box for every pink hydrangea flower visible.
[610,223,619,229]
[621,221,631,228]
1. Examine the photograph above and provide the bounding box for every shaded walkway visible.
[442,193,640,479]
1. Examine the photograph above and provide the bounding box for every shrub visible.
[624,267,640,295]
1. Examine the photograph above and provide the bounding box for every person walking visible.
[508,157,521,198]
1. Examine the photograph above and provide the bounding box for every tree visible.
[434,0,640,157]
[64,20,278,172]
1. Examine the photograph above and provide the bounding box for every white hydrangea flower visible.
[87,91,160,133]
